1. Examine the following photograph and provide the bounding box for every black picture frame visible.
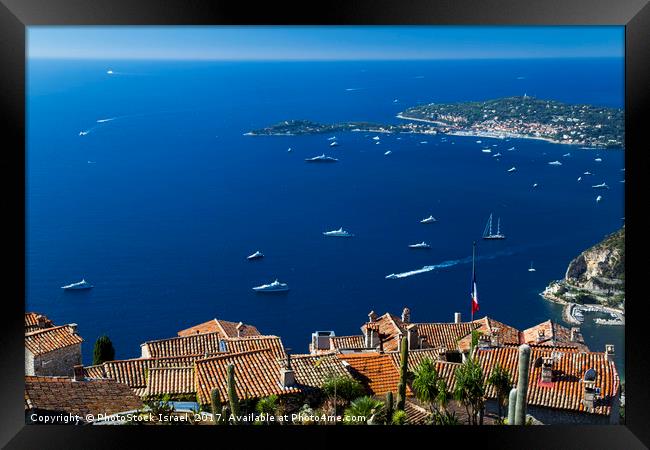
[1,0,648,447]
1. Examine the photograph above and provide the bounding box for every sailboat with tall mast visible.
[482,213,506,240]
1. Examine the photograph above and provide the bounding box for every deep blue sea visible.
[27,58,625,379]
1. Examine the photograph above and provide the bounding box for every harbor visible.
[563,302,624,326]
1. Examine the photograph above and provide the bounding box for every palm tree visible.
[411,358,441,413]
[343,396,385,425]
[487,363,512,418]
[255,395,279,425]
[453,356,485,425]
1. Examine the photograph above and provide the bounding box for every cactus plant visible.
[514,344,530,425]
[507,387,517,425]
[210,388,224,425]
[396,337,409,411]
[385,391,394,424]
[227,364,241,424]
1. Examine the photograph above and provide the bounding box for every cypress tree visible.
[92,335,115,365]
[396,337,409,411]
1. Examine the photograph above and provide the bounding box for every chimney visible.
[454,312,461,324]
[605,345,615,363]
[37,315,47,329]
[73,365,84,382]
[281,351,296,388]
[477,333,491,349]
[68,323,78,335]
[582,368,598,411]
[365,323,380,348]
[368,311,377,322]
[438,347,447,362]
[570,327,581,342]
[236,322,244,338]
[541,356,554,383]
[401,307,411,324]
[536,328,546,343]
[407,324,419,350]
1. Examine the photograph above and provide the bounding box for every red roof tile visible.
[178,318,261,338]
[25,312,54,334]
[145,367,195,397]
[141,332,223,358]
[338,352,410,397]
[25,325,83,356]
[219,335,286,360]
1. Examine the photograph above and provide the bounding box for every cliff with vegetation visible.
[542,228,625,309]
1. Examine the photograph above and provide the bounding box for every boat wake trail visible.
[385,248,517,279]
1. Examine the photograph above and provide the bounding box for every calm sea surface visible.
[27,58,625,379]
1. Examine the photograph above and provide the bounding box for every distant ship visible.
[482,213,506,240]
[492,152,501,157]
[563,153,571,157]
[507,146,516,151]
[482,148,492,153]
[476,140,482,143]
[528,261,536,272]
[533,183,538,188]
[106,69,114,75]
[596,195,603,202]
[385,273,399,280]
[584,171,592,175]
[420,141,428,144]
[79,131,89,136]
[252,279,289,293]
[507,167,516,172]
[594,158,603,162]
[323,227,354,237]
[247,251,264,260]
[372,136,380,141]
[287,147,292,152]
[329,141,340,147]
[592,182,609,189]
[61,279,93,290]
[384,150,392,155]
[548,161,562,166]
[409,242,431,249]
[327,136,337,141]
[420,215,437,224]
[577,177,582,181]
[305,154,338,163]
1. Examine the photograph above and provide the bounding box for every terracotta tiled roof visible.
[338,352,410,397]
[475,346,620,416]
[25,312,54,334]
[145,367,195,397]
[25,376,142,420]
[330,335,365,350]
[414,322,480,350]
[386,349,461,391]
[195,349,300,405]
[278,353,352,389]
[361,313,408,352]
[84,355,203,393]
[178,318,261,338]
[141,332,223,358]
[25,325,83,356]
[404,400,432,425]
[457,317,523,352]
[219,335,286,359]
[522,320,589,352]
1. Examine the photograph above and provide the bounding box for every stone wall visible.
[25,344,82,377]
[484,398,613,425]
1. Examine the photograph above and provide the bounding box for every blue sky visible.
[28,26,624,60]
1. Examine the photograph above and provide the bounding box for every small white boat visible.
[327,136,337,141]
[619,180,625,183]
[384,150,392,155]
[584,171,592,175]
[533,183,538,188]
[596,195,603,202]
[492,153,501,157]
[528,261,536,272]
[372,136,380,141]
[492,144,498,147]
[385,273,399,280]
[393,99,399,103]
[594,158,602,162]
[252,279,289,293]
[375,141,381,145]
[79,131,89,136]
[548,160,562,166]
[420,141,428,144]
[482,148,492,153]
[420,215,437,224]
[329,141,340,147]
[577,177,582,181]
[247,251,264,260]
[409,241,431,249]
[287,147,292,152]
[106,69,114,75]
[563,153,571,157]
[87,161,96,164]
[305,154,338,163]
[61,279,93,290]
[507,167,516,172]
[621,168,625,172]
[323,227,354,237]
[507,146,516,151]
[476,140,482,144]
[592,182,609,189]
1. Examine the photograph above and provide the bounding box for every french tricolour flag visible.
[471,271,479,315]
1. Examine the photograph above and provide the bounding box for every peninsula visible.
[246,96,624,148]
